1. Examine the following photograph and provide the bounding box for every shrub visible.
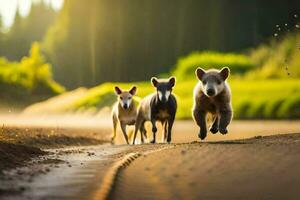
[277,95,300,119]
[263,98,285,119]
[0,42,65,100]
[245,100,267,119]
[234,100,251,119]
[172,51,254,80]
[248,32,300,79]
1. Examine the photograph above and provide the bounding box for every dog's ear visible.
[220,67,230,80]
[114,86,122,95]
[129,86,137,95]
[169,76,176,88]
[195,67,206,80]
[151,77,159,87]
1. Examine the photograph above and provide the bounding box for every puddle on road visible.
[1,144,130,200]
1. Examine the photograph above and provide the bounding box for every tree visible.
[0,14,4,55]
[1,2,57,60]
[43,0,300,88]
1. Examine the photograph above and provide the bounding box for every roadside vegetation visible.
[0,43,64,107]
[26,30,300,119]
[35,78,297,119]
[172,51,254,80]
[247,33,300,79]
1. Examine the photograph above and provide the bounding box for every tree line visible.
[1,0,300,89]
[0,2,57,60]
[44,0,300,88]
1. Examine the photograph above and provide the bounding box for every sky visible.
[0,0,64,28]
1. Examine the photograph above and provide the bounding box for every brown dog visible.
[193,67,233,140]
[111,86,137,144]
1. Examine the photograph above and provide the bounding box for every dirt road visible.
[111,134,300,200]
[0,119,300,200]
[117,119,300,144]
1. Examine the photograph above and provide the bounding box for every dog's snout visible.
[207,88,215,96]
[161,96,167,102]
[123,104,128,109]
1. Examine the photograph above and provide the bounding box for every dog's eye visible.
[202,81,207,85]
[217,80,221,85]
[120,97,123,100]
[128,97,132,100]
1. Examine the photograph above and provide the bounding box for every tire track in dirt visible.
[92,146,174,200]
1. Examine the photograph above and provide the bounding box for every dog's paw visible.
[110,138,115,144]
[219,128,228,135]
[150,139,156,144]
[198,131,207,140]
[209,127,218,134]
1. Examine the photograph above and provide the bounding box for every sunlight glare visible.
[0,0,64,29]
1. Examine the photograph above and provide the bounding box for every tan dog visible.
[111,86,137,144]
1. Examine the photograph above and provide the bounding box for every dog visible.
[132,77,177,144]
[193,67,233,140]
[111,86,137,144]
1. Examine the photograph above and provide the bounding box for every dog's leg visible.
[167,117,174,143]
[162,121,168,142]
[219,109,232,134]
[120,122,129,144]
[210,115,219,134]
[132,115,142,145]
[193,108,207,140]
[141,121,147,139]
[150,119,157,144]
[139,121,146,143]
[111,115,117,144]
[140,129,144,144]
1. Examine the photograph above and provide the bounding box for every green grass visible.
[230,79,300,119]
[172,51,254,80]
[248,32,300,79]
[60,78,300,119]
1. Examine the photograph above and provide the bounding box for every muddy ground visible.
[0,119,299,200]
[0,125,108,172]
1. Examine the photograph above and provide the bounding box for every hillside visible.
[23,78,300,119]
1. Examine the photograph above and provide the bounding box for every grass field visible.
[27,78,299,119]
[55,48,300,120]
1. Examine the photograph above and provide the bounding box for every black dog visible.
[132,77,177,144]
